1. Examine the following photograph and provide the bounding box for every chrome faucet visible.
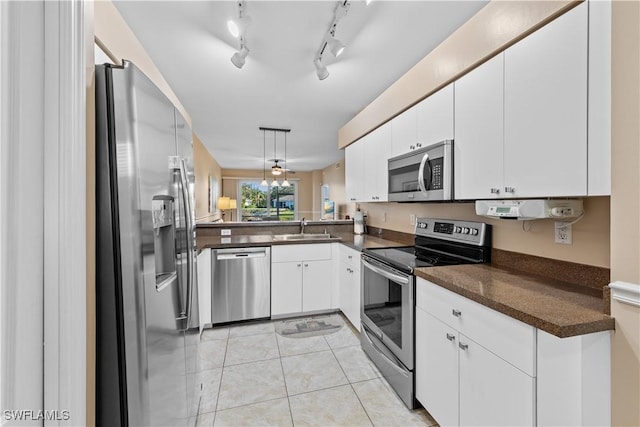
[300,217,308,234]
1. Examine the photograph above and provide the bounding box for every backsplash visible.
[355,196,610,268]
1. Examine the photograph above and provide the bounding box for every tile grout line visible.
[273,323,296,427]
[211,328,230,426]
[326,334,376,427]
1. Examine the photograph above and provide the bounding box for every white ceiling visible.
[113,0,487,172]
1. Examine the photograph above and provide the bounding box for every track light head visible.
[327,37,345,58]
[314,59,329,80]
[227,15,252,38]
[231,46,249,69]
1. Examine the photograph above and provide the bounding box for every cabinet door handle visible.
[304,263,309,267]
[452,309,462,317]
[504,186,515,193]
[410,145,415,150]
[459,342,469,351]
[490,188,500,194]
[446,333,456,342]
[297,264,302,267]
[416,143,422,148]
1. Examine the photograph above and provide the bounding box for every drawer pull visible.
[459,342,469,351]
[446,333,456,342]
[452,309,462,317]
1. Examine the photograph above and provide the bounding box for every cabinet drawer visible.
[272,243,332,262]
[417,278,536,376]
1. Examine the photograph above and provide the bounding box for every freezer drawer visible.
[211,247,271,323]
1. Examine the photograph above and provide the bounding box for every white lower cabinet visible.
[338,245,361,331]
[416,308,458,427]
[416,277,611,427]
[271,244,333,317]
[416,307,534,427]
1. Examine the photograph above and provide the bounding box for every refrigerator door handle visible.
[179,158,196,327]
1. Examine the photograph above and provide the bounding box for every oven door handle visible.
[362,258,409,285]
[417,152,432,196]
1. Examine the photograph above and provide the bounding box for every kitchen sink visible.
[272,233,340,241]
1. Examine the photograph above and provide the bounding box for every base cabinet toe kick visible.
[415,277,611,427]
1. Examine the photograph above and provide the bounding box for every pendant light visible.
[281,131,290,187]
[260,128,268,187]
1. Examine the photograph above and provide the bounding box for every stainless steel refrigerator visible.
[95,61,200,426]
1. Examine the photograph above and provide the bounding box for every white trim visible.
[43,1,87,426]
[609,281,640,307]
[1,1,45,420]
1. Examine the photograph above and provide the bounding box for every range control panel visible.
[415,218,489,246]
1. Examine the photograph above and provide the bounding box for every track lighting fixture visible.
[326,36,345,58]
[314,58,329,80]
[314,1,351,80]
[231,45,249,69]
[230,1,251,69]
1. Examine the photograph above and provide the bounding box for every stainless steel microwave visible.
[387,140,453,202]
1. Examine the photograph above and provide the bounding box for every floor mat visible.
[274,314,344,339]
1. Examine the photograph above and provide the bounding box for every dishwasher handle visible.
[216,250,268,260]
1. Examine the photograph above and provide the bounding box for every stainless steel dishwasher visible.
[211,247,271,324]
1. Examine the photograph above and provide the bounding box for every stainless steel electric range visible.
[360,218,491,409]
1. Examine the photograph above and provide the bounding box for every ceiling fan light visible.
[271,164,283,176]
[314,59,329,80]
[231,46,249,69]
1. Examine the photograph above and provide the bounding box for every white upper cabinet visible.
[345,137,365,202]
[503,2,588,198]
[587,0,611,196]
[416,83,454,147]
[391,84,454,159]
[345,123,391,203]
[390,104,418,158]
[454,54,505,200]
[364,122,391,202]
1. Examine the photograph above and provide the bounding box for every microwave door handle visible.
[362,258,409,285]
[417,152,432,195]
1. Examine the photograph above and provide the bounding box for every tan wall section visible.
[94,0,191,127]
[339,0,579,148]
[194,134,222,222]
[610,1,640,425]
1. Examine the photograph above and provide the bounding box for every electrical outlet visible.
[221,229,231,236]
[554,222,572,244]
[410,214,416,225]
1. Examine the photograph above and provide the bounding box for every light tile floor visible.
[196,315,438,427]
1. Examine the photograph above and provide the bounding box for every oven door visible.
[360,255,414,370]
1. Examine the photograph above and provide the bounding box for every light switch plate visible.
[221,229,231,236]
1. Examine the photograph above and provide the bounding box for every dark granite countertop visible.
[415,263,614,338]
